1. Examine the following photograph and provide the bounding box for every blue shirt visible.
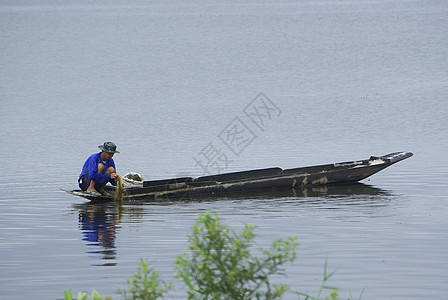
[79,152,116,184]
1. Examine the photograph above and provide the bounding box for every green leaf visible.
[76,291,88,300]
[92,290,102,300]
[64,289,72,300]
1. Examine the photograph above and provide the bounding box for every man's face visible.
[101,151,114,161]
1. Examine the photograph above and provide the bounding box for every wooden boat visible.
[66,151,412,201]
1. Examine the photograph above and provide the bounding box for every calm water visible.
[1,0,447,299]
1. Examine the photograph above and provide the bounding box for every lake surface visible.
[1,0,447,299]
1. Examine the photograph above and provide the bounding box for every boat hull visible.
[66,151,412,201]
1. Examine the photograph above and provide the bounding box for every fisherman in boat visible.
[78,142,120,196]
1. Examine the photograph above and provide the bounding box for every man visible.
[79,142,120,196]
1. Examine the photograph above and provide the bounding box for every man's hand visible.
[110,173,120,180]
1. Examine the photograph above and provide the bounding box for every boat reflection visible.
[155,182,392,203]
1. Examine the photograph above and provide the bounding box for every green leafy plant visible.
[117,259,173,300]
[175,212,297,299]
[64,259,171,300]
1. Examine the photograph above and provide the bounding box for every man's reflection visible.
[78,203,120,266]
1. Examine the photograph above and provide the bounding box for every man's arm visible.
[88,159,112,184]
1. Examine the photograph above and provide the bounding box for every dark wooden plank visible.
[143,177,192,188]
[195,167,283,183]
[283,160,368,175]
